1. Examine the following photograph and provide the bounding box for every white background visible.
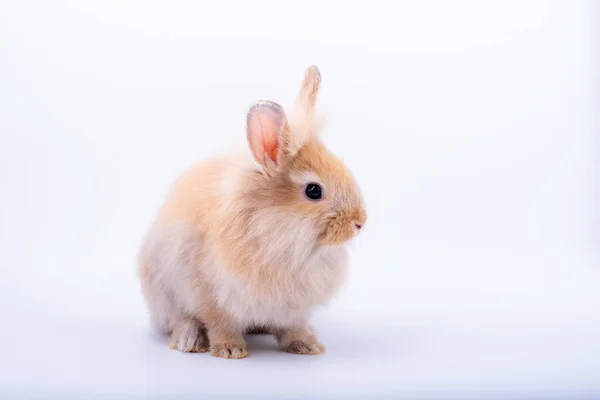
[1,1,599,398]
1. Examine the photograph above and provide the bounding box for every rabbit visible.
[137,65,367,359]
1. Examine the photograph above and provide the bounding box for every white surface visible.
[1,1,599,398]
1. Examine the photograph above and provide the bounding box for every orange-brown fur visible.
[138,66,366,359]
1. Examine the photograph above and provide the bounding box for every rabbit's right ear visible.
[246,100,287,168]
[285,65,324,155]
[295,65,321,115]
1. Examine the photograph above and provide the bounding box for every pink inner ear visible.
[247,105,285,165]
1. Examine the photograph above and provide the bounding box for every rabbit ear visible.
[295,65,321,116]
[246,100,287,167]
[284,65,324,155]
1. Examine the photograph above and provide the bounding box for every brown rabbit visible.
[138,65,366,358]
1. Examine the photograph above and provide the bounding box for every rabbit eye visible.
[305,183,323,200]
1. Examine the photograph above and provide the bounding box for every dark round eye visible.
[305,183,323,200]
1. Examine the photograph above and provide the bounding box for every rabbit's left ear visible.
[246,100,287,167]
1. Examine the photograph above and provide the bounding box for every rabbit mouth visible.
[319,208,367,246]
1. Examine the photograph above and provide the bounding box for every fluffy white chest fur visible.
[208,244,349,327]
[142,219,349,331]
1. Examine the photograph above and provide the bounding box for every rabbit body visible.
[138,66,366,358]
